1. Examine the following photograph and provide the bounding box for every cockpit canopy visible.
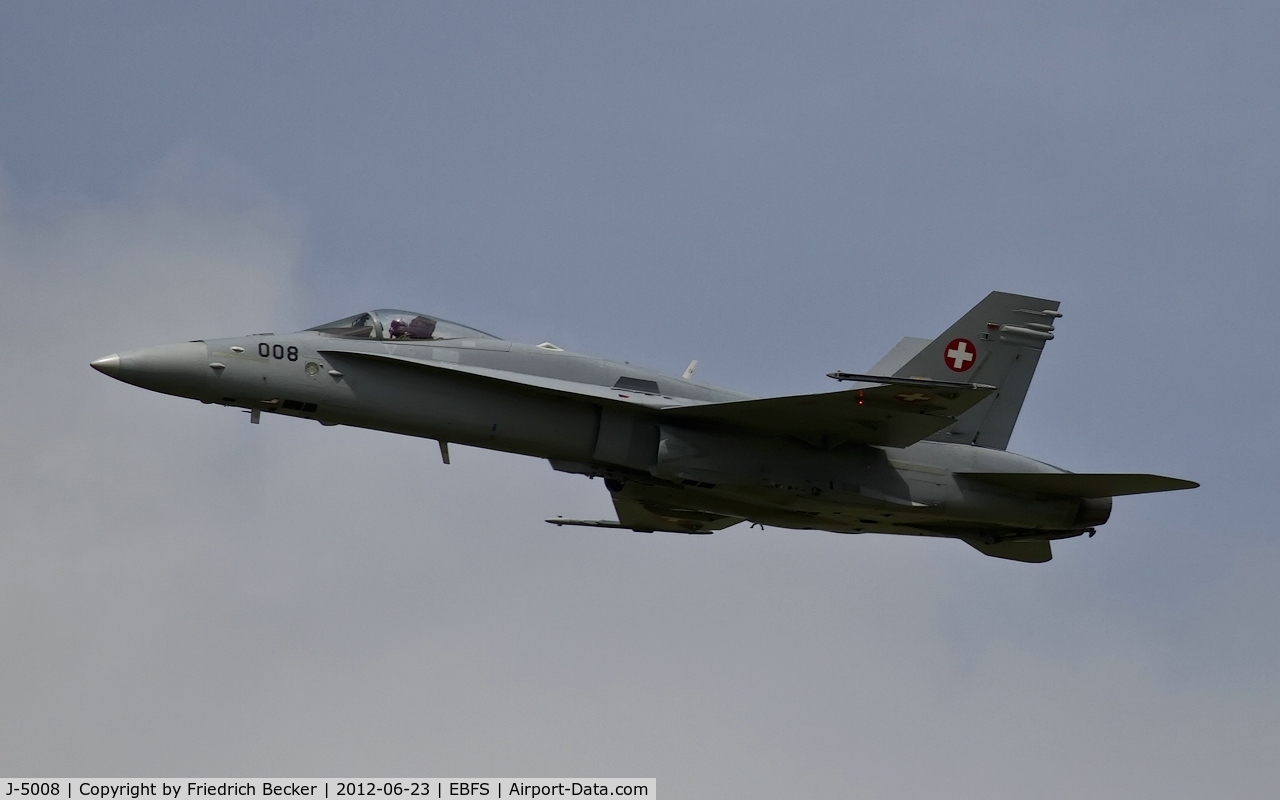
[308,309,497,342]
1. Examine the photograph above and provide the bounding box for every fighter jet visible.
[90,291,1195,562]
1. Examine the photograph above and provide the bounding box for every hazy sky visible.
[1,3,1277,797]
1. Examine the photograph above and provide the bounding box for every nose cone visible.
[91,341,212,399]
[90,354,121,376]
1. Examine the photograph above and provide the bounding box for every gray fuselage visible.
[93,328,1108,543]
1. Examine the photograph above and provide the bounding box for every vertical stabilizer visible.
[892,291,1060,450]
[868,336,932,376]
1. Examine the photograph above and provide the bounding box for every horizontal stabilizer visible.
[963,538,1052,563]
[662,381,994,449]
[961,472,1199,498]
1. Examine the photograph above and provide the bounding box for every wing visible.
[548,492,742,534]
[321,348,992,449]
[660,381,995,448]
[959,473,1199,498]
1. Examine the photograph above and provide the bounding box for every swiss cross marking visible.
[896,392,932,403]
[944,338,976,372]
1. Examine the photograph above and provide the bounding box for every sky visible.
[1,2,1277,797]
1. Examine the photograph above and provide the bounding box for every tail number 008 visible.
[258,342,298,361]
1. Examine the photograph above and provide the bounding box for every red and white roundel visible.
[944,338,977,372]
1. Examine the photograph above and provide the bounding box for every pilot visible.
[387,318,409,339]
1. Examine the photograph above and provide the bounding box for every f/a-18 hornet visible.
[91,291,1195,562]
